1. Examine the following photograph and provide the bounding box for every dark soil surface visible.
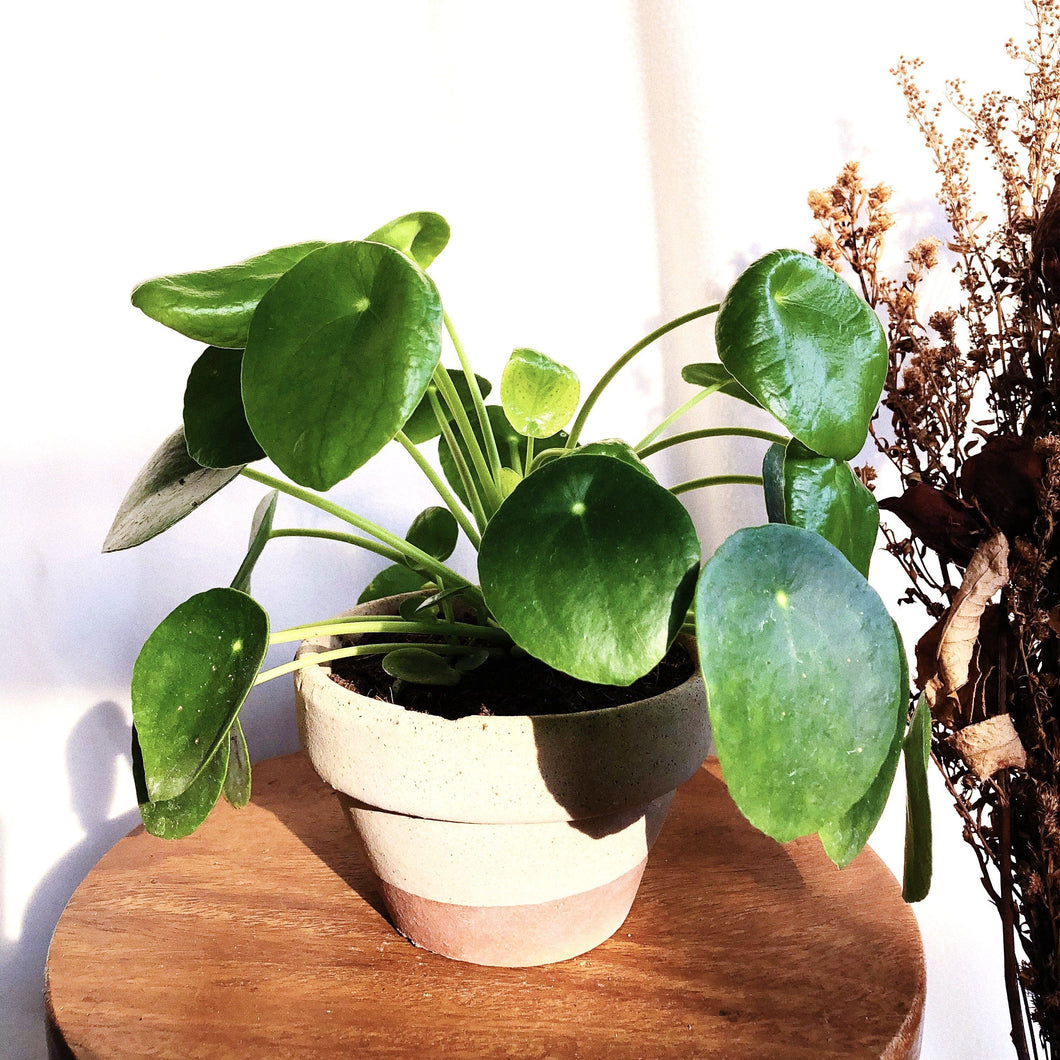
[329,639,695,721]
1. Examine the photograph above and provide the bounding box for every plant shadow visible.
[251,754,390,923]
[7,701,140,1060]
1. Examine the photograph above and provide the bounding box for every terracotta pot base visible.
[375,857,649,967]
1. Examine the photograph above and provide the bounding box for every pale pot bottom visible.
[375,856,649,967]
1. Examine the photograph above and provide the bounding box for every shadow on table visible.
[250,753,391,922]
[5,701,139,1060]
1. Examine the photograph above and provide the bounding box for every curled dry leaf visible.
[948,714,1028,780]
[915,533,1008,723]
[916,613,985,727]
[936,533,1008,692]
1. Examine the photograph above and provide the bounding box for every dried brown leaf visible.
[936,534,1009,694]
[948,714,1028,780]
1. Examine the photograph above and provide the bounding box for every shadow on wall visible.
[2,701,139,1060]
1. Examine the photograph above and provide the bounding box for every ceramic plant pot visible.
[294,595,710,967]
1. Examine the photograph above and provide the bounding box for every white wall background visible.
[1,1,1028,1056]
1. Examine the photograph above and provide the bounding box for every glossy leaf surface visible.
[131,241,327,348]
[696,524,902,842]
[479,454,700,684]
[402,370,492,444]
[500,348,580,438]
[230,490,278,594]
[715,250,887,459]
[903,696,933,901]
[223,719,252,809]
[242,241,443,491]
[782,440,879,578]
[818,622,909,867]
[183,346,265,468]
[406,506,458,561]
[382,648,460,686]
[365,212,450,270]
[132,588,268,802]
[134,725,230,839]
[680,362,760,407]
[102,427,243,552]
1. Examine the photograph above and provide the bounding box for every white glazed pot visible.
[294,595,710,967]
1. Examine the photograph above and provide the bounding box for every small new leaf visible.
[500,348,580,438]
[382,648,461,686]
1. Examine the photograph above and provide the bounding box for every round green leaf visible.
[183,346,266,468]
[681,363,761,408]
[500,348,580,438]
[406,506,458,561]
[242,241,443,491]
[818,621,908,867]
[439,405,566,508]
[357,564,428,605]
[102,426,244,552]
[782,440,879,578]
[696,524,901,842]
[479,454,700,685]
[402,370,493,445]
[715,250,887,459]
[382,648,461,686]
[365,212,451,270]
[132,241,327,348]
[132,587,269,802]
[134,724,230,839]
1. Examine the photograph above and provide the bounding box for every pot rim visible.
[294,592,701,726]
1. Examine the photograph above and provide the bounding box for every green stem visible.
[255,641,506,686]
[566,303,720,449]
[268,528,406,564]
[444,311,504,482]
[524,435,535,478]
[670,474,763,496]
[393,430,482,548]
[239,467,478,599]
[432,363,502,513]
[638,426,788,459]
[636,384,722,451]
[269,618,511,646]
[430,389,489,531]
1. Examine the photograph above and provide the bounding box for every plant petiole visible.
[239,467,481,603]
[268,528,406,563]
[566,303,720,449]
[255,640,508,686]
[670,474,764,496]
[444,310,504,484]
[393,430,482,548]
[429,389,489,531]
[269,618,513,646]
[638,426,788,460]
[432,363,502,513]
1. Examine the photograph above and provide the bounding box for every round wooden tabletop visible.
[46,753,924,1059]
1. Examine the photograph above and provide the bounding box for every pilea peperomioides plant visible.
[107,212,930,894]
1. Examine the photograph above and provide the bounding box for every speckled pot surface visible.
[295,595,711,967]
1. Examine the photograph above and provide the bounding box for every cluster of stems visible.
[242,301,784,685]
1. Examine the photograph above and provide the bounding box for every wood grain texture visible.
[46,754,924,1059]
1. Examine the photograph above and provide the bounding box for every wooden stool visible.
[46,753,925,1058]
